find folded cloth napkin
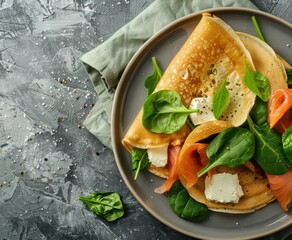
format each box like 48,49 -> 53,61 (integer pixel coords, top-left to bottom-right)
81,0 -> 257,149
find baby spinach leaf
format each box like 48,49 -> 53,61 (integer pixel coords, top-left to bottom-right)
144,57 -> 163,97
282,126 -> 292,162
247,116 -> 291,174
198,127 -> 255,177
168,180 -> 208,221
142,90 -> 198,134
78,192 -> 124,222
249,97 -> 267,125
286,69 -> 292,88
213,79 -> 230,119
243,60 -> 271,102
131,148 -> 150,180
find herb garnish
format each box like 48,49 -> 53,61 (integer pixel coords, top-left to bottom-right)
247,116 -> 291,174
213,79 -> 230,119
198,127 -> 255,177
286,69 -> 292,88
142,90 -> 198,134
282,126 -> 292,162
131,148 -> 150,180
168,180 -> 208,221
251,16 -> 265,42
243,60 -> 271,102
78,192 -> 124,221
144,57 -> 163,97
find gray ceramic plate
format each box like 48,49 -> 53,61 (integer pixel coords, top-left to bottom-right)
112,8 -> 292,240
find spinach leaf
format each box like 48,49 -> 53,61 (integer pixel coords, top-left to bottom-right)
286,69 -> 292,88
144,57 -> 163,97
247,116 -> 291,174
198,127 -> 255,177
142,90 -> 198,134
243,60 -> 271,102
78,192 -> 124,221
131,148 -> 150,180
213,79 -> 230,119
168,180 -> 208,221
282,126 -> 292,162
249,97 -> 267,125
251,16 -> 266,42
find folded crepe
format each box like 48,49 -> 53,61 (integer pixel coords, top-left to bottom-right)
178,121 -> 275,214
238,32 -> 288,92
177,34 -> 288,213
122,13 -> 256,153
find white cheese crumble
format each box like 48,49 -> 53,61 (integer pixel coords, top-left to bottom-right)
189,97 -> 216,126
147,146 -> 168,168
204,173 -> 244,204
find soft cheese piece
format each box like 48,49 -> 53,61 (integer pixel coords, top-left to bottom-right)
204,173 -> 244,204
189,97 -> 216,125
147,146 -> 168,168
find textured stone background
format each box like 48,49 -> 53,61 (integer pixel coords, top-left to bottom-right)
0,0 -> 291,239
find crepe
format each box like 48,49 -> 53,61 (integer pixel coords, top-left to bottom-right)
238,32 -> 288,92
176,35 -> 289,213
177,121 -> 275,213
122,13 -> 256,153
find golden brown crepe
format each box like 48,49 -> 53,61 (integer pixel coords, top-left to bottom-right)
177,121 -> 275,214
238,32 -> 288,92
176,34 -> 289,213
122,13 -> 289,213
181,165 -> 275,214
122,13 -> 256,153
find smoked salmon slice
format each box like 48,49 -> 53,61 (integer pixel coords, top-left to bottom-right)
266,168 -> 292,211
154,145 -> 181,194
268,89 -> 292,129
178,143 -> 209,188
274,108 -> 292,135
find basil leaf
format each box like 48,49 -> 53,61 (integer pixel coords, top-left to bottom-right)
286,69 -> 292,88
247,116 -> 291,174
78,192 -> 124,222
142,90 -> 198,134
213,79 -> 230,119
168,180 -> 208,221
243,60 -> 271,102
144,57 -> 163,97
282,126 -> 292,162
131,148 -> 150,180
198,127 -> 255,177
249,97 -> 267,125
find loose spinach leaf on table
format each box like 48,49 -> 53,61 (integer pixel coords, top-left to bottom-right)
168,180 -> 208,221
198,127 -> 255,177
249,97 -> 267,125
282,126 -> 292,162
144,57 -> 163,97
78,192 -> 124,221
243,60 -> 271,102
213,79 -> 230,119
247,116 -> 291,174
131,148 -> 150,180
142,90 -> 198,134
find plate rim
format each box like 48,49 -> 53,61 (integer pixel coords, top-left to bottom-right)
111,7 -> 292,240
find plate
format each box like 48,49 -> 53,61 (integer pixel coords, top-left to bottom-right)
111,7 -> 292,240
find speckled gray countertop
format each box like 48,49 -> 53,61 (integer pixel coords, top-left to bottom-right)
0,1 -> 291,240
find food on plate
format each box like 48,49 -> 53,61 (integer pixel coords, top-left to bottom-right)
122,12 -> 256,152
121,12 -> 292,216
178,121 -> 275,213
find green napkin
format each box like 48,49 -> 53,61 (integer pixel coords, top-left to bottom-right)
81,0 -> 257,148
